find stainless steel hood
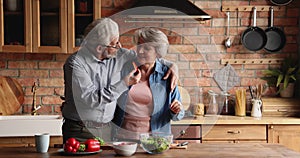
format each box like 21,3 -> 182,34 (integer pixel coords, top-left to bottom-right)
126,0 -> 211,21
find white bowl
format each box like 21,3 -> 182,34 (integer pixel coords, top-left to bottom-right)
113,141 -> 137,156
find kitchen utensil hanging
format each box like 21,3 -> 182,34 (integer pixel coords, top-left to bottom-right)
225,11 -> 232,48
270,0 -> 293,6
213,64 -> 240,92
264,6 -> 286,53
241,7 -> 267,51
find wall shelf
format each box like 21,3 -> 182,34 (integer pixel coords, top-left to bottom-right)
221,58 -> 284,65
222,6 -> 285,12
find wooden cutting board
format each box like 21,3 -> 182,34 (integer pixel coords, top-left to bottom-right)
0,76 -> 24,115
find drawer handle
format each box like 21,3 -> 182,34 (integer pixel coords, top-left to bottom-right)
277,109 -> 288,112
180,130 -> 186,136
227,130 -> 240,134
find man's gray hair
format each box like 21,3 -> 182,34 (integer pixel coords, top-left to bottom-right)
135,27 -> 169,57
83,18 -> 119,47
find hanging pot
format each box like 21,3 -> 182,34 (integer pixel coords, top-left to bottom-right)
264,7 -> 286,52
270,0 -> 293,5
241,7 -> 267,51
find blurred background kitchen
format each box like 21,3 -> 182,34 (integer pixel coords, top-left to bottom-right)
0,0 -> 299,116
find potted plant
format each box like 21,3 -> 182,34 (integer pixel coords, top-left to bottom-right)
262,56 -> 300,98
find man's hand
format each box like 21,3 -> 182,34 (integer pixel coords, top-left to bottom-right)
163,64 -> 178,92
170,100 -> 182,114
124,62 -> 141,86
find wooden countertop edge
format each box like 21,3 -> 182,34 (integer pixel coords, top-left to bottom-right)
171,115 -> 300,125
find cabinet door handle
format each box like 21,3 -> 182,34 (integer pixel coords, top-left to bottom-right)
180,130 -> 186,136
227,130 -> 240,134
277,109 -> 288,112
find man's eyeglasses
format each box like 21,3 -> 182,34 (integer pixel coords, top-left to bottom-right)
104,42 -> 120,49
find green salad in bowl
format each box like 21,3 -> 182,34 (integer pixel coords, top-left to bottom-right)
140,132 -> 173,154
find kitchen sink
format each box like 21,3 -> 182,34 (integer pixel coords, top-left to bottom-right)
0,115 -> 63,137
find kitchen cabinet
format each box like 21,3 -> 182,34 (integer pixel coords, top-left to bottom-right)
0,0 -> 101,53
268,125 -> 300,152
202,124 -> 267,143
171,124 -> 201,143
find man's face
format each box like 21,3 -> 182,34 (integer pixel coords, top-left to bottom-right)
101,37 -> 120,59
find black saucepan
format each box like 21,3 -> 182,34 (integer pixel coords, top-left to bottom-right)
270,0 -> 293,5
264,7 -> 286,53
242,7 -> 267,51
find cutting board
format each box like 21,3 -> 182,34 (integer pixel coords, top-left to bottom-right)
0,76 -> 24,115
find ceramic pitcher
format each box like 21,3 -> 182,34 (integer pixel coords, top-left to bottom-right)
251,99 -> 262,118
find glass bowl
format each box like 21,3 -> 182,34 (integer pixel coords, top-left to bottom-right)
140,132 -> 173,154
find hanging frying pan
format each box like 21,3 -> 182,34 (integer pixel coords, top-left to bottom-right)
241,7 -> 267,51
270,0 -> 293,5
264,7 -> 286,53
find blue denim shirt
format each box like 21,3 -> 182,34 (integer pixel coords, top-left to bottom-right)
112,59 -> 185,137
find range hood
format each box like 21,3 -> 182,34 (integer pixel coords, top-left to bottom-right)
126,0 -> 212,21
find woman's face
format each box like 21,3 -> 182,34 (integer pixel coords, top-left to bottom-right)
136,39 -> 157,65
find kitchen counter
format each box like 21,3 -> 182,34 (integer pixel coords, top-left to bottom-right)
0,143 -> 299,157
172,115 -> 300,125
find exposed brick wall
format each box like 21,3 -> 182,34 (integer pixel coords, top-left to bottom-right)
0,0 -> 299,115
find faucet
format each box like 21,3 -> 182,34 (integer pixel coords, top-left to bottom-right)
31,80 -> 41,115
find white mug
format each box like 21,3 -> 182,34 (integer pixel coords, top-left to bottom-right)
251,99 -> 262,118
35,133 -> 50,153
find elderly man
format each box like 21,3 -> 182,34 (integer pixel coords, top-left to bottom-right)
62,18 -> 177,143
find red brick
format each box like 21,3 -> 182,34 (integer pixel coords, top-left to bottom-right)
101,0 -> 113,7
39,78 -> 64,87
165,54 -> 178,62
113,0 -> 136,9
195,1 -> 221,9
8,61 -> 37,69
170,45 -> 196,53
179,69 -> 198,78
23,96 -> 42,105
287,8 -> 299,17
284,27 -> 299,35
0,61 -> 5,68
0,53 -> 24,60
42,96 -> 63,105
25,53 -> 54,60
20,70 -> 49,78
0,70 -> 18,76
190,62 -> 209,70
183,36 -> 210,45
168,36 -> 183,45
244,64 -> 269,70
182,78 -> 198,87
119,35 -> 134,44
50,70 -> 63,78
275,18 -> 298,26
236,69 -> 255,77
171,28 -> 198,36
55,54 -> 70,62
39,61 -> 64,69
180,53 -> 204,61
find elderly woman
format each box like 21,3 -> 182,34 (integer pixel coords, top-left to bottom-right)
112,27 -> 185,141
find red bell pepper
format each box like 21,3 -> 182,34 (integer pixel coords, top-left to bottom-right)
64,138 -> 80,153
84,139 -> 101,152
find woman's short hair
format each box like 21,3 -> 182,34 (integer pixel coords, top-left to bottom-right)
135,27 -> 169,57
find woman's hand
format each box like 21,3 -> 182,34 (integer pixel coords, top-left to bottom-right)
124,62 -> 141,86
170,100 -> 183,114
